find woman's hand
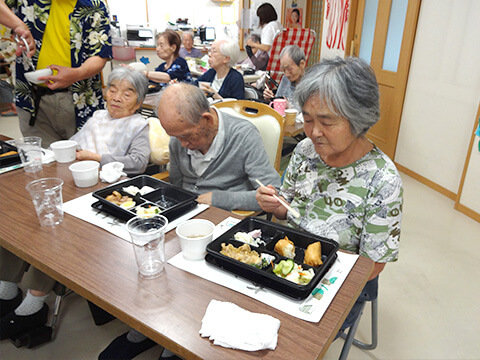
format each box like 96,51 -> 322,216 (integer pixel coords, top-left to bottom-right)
263,84 -> 274,101
256,184 -> 288,219
76,149 -> 101,162
200,83 -> 221,100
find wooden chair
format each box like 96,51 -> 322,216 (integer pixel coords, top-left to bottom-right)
266,28 -> 316,84
213,100 -> 285,173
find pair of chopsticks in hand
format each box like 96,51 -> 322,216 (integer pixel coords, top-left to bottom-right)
255,179 -> 300,219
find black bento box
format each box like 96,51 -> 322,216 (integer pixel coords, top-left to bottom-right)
205,218 -> 339,300
91,175 -> 198,222
0,140 -> 21,168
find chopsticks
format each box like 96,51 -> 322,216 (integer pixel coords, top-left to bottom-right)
255,179 -> 300,219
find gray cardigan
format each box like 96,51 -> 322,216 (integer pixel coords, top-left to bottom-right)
169,112 -> 281,211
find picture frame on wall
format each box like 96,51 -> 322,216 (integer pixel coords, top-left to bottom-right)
286,7 -> 303,28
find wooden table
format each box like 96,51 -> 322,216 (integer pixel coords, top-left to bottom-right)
0,159 -> 373,359
284,121 -> 304,138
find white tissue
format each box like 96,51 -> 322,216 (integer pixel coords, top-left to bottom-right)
200,299 -> 280,351
99,162 -> 126,183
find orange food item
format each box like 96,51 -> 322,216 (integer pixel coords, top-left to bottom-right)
304,242 -> 323,267
0,151 -> 17,157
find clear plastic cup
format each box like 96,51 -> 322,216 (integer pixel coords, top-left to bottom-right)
26,178 -> 64,226
16,136 -> 43,173
126,215 -> 168,279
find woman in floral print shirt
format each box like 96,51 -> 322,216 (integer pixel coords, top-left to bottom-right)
257,57 -> 403,334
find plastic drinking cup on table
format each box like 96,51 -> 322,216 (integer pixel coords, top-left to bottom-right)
176,219 -> 215,260
15,136 -> 43,173
126,215 -> 168,279
269,98 -> 287,116
26,178 -> 64,227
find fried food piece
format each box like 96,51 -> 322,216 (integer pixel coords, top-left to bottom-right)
0,151 -> 17,157
274,236 -> 295,259
304,241 -> 323,267
220,243 -> 261,266
105,191 -> 133,206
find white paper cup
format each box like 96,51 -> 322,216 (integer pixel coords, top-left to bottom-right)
15,136 -> 43,173
285,108 -> 298,126
176,219 -> 215,260
50,140 -> 78,163
26,177 -> 64,227
129,62 -> 147,71
24,69 -> 53,84
69,160 -> 99,187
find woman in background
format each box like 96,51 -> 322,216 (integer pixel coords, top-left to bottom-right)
250,3 -> 283,55
195,38 -> 244,100
144,29 -> 193,86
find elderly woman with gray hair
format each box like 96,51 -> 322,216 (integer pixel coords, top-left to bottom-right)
195,38 -> 245,100
70,67 -> 150,174
257,57 -> 403,335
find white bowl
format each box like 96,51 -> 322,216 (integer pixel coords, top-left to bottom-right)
129,62 -> 147,72
69,161 -> 99,188
176,219 -> 215,260
50,140 -> 78,163
24,69 -> 53,84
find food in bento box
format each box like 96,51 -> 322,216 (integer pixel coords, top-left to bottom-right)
221,243 -> 262,266
105,191 -> 135,209
274,236 -> 295,259
273,259 -> 315,285
122,185 -> 155,196
135,205 -> 161,217
233,229 -> 265,247
304,241 -> 323,267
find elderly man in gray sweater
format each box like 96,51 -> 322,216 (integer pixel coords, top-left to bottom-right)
158,83 -> 281,211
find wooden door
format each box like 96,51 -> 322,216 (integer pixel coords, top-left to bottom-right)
346,0 -> 421,159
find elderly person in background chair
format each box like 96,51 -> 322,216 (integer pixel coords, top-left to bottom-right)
257,57 -> 403,336
71,67 -> 150,174
263,45 -> 306,105
179,31 -> 202,59
195,38 -> 245,100
144,29 -> 193,86
237,34 -> 269,71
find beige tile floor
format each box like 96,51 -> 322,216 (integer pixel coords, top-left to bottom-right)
1,115 -> 480,359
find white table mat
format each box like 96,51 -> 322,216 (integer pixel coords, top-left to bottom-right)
168,217 -> 359,322
63,192 -> 209,242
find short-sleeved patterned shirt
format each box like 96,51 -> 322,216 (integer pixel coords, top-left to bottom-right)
6,0 -> 112,129
280,138 -> 403,263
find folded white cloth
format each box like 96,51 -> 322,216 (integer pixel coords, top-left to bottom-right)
99,162 -> 126,183
41,149 -> 56,164
200,299 -> 280,351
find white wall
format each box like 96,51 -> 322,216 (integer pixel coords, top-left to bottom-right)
396,0 -> 480,198
107,0 -> 240,41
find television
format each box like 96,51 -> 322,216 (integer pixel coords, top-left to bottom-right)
199,27 -> 215,43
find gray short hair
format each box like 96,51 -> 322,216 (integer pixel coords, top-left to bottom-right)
294,57 -> 380,137
159,83 -> 210,125
280,45 -> 305,66
219,38 -> 241,67
182,31 -> 194,41
248,34 -> 261,44
107,67 -> 148,105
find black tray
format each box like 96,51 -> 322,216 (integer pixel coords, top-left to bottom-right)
206,218 -> 339,300
0,140 -> 21,168
91,175 -> 198,222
